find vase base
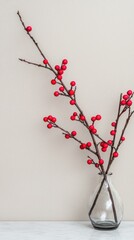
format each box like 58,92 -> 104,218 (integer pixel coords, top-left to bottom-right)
91,220 -> 120,230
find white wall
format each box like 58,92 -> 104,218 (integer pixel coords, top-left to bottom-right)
0,0 -> 134,220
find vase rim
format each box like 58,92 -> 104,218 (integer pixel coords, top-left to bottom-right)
98,172 -> 113,176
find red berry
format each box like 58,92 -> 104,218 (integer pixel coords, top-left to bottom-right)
88,125 -> 94,131
91,116 -> 96,122
101,147 -> 107,152
54,91 -> 59,97
55,65 -> 60,71
43,117 -> 48,122
100,142 -> 105,147
48,115 -> 53,121
121,100 -> 126,105
57,75 -> 62,80
111,122 -> 116,127
70,81 -> 76,86
62,59 -> 68,65
107,140 -> 113,145
73,112 -> 77,116
96,115 -> 102,120
51,79 -> 56,85
95,163 -> 99,168
103,143 -> 108,148
26,26 -> 32,32
59,86 -> 64,92
70,99 -> 76,105
91,128 -> 97,134
58,69 -> 64,75
113,152 -> 119,158
99,159 -> 104,165
47,123 -> 52,129
65,134 -> 70,139
127,90 -> 133,95
121,136 -> 125,141
71,131 -> 77,136
123,94 -> 129,100
52,117 -> 57,123
87,159 -> 93,165
70,115 -> 76,120
86,142 -> 92,147
68,90 -> 75,95
80,143 -> 86,149
110,130 -> 116,136
126,100 -> 132,106
61,65 -> 67,70
80,115 -> 85,121
43,59 -> 48,65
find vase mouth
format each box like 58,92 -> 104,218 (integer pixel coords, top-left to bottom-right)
98,172 -> 113,176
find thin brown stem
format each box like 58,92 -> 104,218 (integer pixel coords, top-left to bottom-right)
19,58 -> 53,71
17,11 -> 57,76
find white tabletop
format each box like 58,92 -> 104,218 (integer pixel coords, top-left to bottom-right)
0,221 -> 133,240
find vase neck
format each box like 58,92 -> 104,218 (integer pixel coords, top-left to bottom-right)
98,173 -> 113,183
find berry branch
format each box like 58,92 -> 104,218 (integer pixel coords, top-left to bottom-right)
17,11 -> 134,224
17,11 -> 106,170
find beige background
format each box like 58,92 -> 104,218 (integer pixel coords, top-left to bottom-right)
0,0 -> 134,220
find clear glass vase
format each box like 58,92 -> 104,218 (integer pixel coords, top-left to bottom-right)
89,173 -> 123,230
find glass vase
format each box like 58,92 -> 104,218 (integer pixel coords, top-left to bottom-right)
89,173 -> 123,230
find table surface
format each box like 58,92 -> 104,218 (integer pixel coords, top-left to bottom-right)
0,221 -> 134,240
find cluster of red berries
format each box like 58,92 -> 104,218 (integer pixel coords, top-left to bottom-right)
120,90 -> 133,106
79,142 -> 92,150
51,59 -> 77,106
43,115 -> 57,129
43,57 -> 77,106
70,112 -> 78,120
100,139 -> 115,152
65,130 -> 77,139
88,115 -> 102,134
70,112 -> 86,122
88,125 -> 97,134
50,59 -> 69,97
54,59 -> 68,82
100,141 -> 109,152
91,114 -> 102,122
87,158 -> 104,166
